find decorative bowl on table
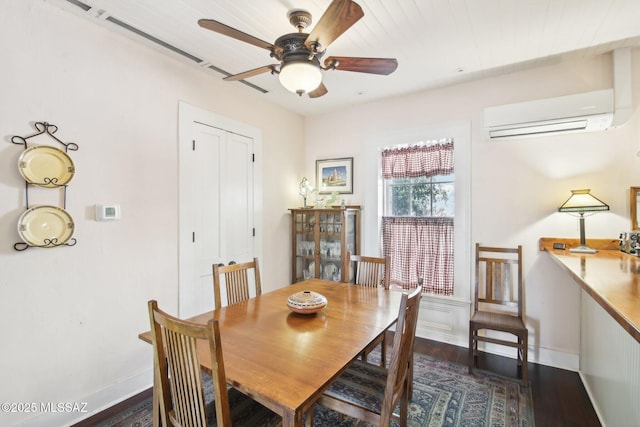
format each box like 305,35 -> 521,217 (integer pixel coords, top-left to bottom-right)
287,290 -> 328,314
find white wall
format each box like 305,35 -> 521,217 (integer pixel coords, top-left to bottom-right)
304,50 -> 640,368
0,1 -> 303,426
3,1 -> 640,425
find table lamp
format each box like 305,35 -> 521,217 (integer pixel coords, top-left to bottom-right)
299,177 -> 313,208
558,189 -> 609,253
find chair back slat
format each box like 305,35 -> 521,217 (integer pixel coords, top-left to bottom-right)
349,253 -> 390,289
474,244 -> 523,314
163,328 -> 206,427
148,300 -> 232,427
358,263 -> 380,287
213,258 -> 262,309
226,269 -> 251,305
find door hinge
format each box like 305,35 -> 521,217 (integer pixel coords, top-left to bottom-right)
253,228 -> 256,237
192,232 -> 195,242
252,153 -> 255,162
192,140 -> 196,151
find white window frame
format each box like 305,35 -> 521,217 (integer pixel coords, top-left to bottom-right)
364,122 -> 471,302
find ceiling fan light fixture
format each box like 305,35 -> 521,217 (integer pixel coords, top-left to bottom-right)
278,61 -> 322,96
199,0 -> 396,99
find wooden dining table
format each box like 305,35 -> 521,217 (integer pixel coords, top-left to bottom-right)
139,278 -> 404,427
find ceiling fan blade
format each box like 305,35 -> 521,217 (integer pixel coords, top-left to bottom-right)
308,83 -> 328,98
325,56 -> 398,75
223,65 -> 279,81
198,19 -> 278,53
304,0 -> 364,52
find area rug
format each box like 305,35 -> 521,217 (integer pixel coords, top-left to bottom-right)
96,352 -> 534,427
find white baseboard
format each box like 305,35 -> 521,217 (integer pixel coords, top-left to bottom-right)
415,295 -> 580,372
529,345 -> 579,371
578,371 -> 607,427
13,369 -> 153,427
479,342 -> 580,371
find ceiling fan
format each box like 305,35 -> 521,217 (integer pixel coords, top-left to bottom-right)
198,0 -> 398,98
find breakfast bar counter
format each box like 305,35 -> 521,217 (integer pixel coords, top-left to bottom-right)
539,237 -> 640,343
540,237 -> 640,426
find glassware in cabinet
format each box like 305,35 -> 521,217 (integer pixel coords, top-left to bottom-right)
289,207 -> 360,283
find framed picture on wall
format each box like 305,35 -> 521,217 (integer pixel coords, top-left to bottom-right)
316,157 -> 353,194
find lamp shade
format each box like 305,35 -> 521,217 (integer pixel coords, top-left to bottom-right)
299,177 -> 314,208
299,177 -> 312,198
558,189 -> 609,254
558,189 -> 609,213
279,61 -> 322,95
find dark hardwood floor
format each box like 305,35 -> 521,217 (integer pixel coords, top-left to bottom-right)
73,388 -> 151,427
75,336 -> 601,427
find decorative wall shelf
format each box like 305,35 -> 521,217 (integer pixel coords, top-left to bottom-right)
11,122 -> 78,251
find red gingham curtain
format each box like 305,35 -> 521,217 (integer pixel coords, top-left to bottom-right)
382,217 -> 454,295
381,141 -> 455,295
381,140 -> 454,179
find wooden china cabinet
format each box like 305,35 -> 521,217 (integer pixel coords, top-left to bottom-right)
289,207 -> 361,284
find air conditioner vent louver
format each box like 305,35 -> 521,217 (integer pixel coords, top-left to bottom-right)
484,89 -> 614,140
488,119 -> 589,139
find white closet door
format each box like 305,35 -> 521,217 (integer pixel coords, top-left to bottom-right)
179,120 -> 255,318
221,131 -> 254,265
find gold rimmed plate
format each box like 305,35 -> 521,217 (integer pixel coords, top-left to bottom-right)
17,205 -> 75,247
18,145 -> 75,188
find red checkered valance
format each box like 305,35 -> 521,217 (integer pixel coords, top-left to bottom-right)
382,216 -> 454,295
381,141 -> 454,179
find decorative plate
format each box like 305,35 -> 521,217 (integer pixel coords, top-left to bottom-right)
18,145 -> 75,188
17,205 -> 74,247
287,290 -> 328,314
323,262 -> 338,280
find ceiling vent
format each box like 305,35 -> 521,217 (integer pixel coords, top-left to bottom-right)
483,48 -> 631,140
61,0 -> 268,94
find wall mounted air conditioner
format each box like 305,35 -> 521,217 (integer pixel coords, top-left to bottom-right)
483,89 -> 614,140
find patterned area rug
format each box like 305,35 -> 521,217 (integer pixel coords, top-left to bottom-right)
96,352 -> 534,427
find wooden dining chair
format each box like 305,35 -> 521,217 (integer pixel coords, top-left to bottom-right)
213,258 -> 262,309
469,243 -> 529,386
147,300 -> 281,427
311,285 -> 421,427
350,254 -> 391,289
349,253 -> 391,367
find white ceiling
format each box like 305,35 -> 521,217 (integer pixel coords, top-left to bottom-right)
47,0 -> 640,117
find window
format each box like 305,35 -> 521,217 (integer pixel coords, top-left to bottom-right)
381,141 -> 455,295
385,174 -> 455,217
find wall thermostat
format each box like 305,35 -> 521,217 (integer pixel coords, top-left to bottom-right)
95,204 -> 121,221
